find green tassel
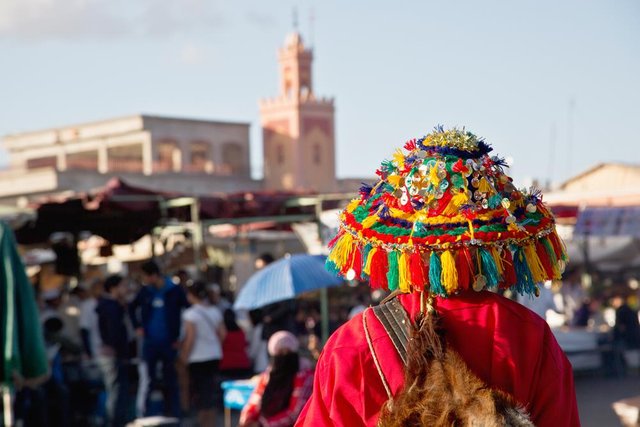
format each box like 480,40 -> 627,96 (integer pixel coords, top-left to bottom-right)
513,246 -> 536,296
386,251 -> 400,291
541,238 -> 557,262
361,244 -> 372,279
478,247 -> 501,288
429,252 -> 446,296
488,194 -> 503,209
325,259 -> 340,276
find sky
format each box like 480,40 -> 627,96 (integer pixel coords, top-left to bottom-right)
1,0 -> 639,187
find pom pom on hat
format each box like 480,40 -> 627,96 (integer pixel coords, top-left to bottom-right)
326,126 -> 568,298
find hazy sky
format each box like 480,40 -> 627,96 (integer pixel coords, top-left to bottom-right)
1,0 -> 638,187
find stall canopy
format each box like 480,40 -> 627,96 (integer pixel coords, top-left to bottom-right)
568,206 -> 640,271
15,177 -> 317,245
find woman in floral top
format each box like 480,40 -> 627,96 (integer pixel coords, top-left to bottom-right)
239,331 -> 314,427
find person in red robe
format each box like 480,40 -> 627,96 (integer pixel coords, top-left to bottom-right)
295,127 -> 580,427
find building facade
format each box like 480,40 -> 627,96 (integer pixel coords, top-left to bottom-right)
260,33 -> 337,193
0,115 -> 258,202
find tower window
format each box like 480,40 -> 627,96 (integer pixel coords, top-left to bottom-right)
313,144 -> 321,165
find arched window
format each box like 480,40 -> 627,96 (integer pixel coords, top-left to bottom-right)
190,141 -> 211,173
156,139 -> 181,172
221,142 -> 245,175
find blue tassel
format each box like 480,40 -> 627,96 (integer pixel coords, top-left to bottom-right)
359,182 -> 373,197
325,259 -> 340,277
429,252 -> 446,296
513,247 -> 536,296
478,247 -> 501,288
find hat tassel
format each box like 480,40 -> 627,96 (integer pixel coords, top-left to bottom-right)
478,247 -> 501,289
456,247 -> 473,291
428,252 -> 446,296
369,247 -> 389,289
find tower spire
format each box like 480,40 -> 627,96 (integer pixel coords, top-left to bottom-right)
292,7 -> 299,32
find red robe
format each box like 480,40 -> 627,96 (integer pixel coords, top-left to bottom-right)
295,291 -> 580,427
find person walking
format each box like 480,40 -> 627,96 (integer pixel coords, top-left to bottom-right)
295,127 -> 579,426
129,259 -> 188,417
179,281 -> 226,426
219,308 -> 252,377
96,274 -> 133,427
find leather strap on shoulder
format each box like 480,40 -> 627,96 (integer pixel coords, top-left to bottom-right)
371,297 -> 411,366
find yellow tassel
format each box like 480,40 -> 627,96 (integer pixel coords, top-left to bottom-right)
478,177 -> 492,193
345,199 -> 360,212
440,250 -> 458,294
398,251 -> 411,293
387,175 -> 403,187
467,219 -> 475,239
362,213 -> 379,229
491,246 -> 504,275
428,162 -> 441,186
523,244 -> 546,283
441,191 -> 470,216
363,246 -> 377,276
393,149 -> 405,168
328,233 -> 354,269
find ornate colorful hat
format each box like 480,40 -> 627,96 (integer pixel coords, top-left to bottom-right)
326,126 -> 568,297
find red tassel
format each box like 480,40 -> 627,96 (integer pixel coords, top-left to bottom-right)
500,248 -> 517,288
369,248 -> 389,290
547,232 -> 563,260
409,250 -> 427,291
535,240 -> 555,280
327,230 -> 343,249
456,247 -> 473,291
404,139 -> 417,151
452,158 -> 469,174
348,245 -> 363,279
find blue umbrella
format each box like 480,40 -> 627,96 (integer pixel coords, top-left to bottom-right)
233,254 -> 343,310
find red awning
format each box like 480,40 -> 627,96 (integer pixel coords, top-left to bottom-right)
15,177 -> 316,245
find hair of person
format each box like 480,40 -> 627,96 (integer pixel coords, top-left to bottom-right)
187,280 -> 209,301
103,274 -> 124,294
258,253 -> 275,265
260,352 -> 299,417
43,317 -> 64,334
224,308 -> 241,331
141,259 -> 161,277
248,309 -> 263,325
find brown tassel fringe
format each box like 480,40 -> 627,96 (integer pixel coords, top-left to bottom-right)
376,313 -> 534,427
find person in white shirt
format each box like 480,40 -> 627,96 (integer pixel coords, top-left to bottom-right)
517,281 -> 562,321
180,281 -> 226,426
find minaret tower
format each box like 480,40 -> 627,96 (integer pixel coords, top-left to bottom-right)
259,33 -> 336,192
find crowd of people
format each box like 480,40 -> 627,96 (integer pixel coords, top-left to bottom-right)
15,254 -> 640,427
17,258 -> 332,427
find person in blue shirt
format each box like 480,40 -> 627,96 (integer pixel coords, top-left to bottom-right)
130,260 -> 188,418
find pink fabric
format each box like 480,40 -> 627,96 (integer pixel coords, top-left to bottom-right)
268,330 -> 299,356
295,291 -> 580,427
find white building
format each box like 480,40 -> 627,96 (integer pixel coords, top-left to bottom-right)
0,114 -> 259,203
